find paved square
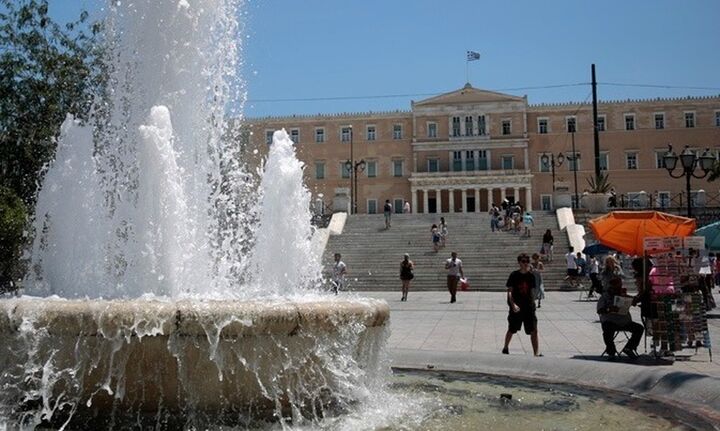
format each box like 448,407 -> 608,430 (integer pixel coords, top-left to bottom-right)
357,290 -> 720,377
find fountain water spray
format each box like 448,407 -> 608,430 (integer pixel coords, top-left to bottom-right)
0,1 -> 392,429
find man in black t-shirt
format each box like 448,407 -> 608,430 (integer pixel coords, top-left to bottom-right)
502,253 -> 541,356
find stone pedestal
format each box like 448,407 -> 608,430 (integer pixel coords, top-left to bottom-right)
333,187 -> 351,213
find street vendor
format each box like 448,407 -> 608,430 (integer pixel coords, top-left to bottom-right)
597,276 -> 644,360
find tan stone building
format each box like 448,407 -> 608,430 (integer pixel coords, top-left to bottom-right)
243,84 -> 720,214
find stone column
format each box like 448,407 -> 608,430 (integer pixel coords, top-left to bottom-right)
411,188 -> 418,214
525,186 -> 532,211
461,189 -> 467,212
436,189 -> 443,213
487,188 -> 493,208
513,187 -> 520,204
448,189 -> 455,213
524,147 -> 529,171
423,189 -> 429,214
501,188 -> 506,202
474,189 -> 480,212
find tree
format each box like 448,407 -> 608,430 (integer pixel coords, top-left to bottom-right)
0,0 -> 102,284
0,0 -> 102,206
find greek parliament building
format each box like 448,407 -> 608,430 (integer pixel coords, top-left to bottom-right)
242,84 -> 720,214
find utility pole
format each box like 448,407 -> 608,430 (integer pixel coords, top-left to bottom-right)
591,64 -> 601,178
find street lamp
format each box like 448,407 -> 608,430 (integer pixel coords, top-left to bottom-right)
662,144 -> 715,218
344,126 -> 366,214
541,151 -> 565,191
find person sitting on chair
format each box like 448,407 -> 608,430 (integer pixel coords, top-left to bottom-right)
597,276 -> 644,360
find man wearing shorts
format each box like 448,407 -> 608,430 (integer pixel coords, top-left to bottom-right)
502,253 -> 541,356
445,251 -> 464,303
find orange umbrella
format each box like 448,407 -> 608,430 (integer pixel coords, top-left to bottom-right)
588,211 -> 696,256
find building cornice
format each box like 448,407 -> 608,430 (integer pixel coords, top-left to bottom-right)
409,170 -> 533,188
412,138 -> 528,151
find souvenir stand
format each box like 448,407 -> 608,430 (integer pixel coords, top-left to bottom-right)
643,236 -> 713,362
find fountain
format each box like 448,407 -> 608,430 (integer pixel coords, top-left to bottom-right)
0,1 -> 388,429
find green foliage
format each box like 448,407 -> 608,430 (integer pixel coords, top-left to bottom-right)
707,161 -> 720,182
0,0 -> 103,206
0,187 -> 27,288
586,172 -> 613,194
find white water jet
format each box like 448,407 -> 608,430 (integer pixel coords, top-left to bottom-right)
0,1 -> 394,429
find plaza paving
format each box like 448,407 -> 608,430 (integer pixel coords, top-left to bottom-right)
357,290 -> 720,378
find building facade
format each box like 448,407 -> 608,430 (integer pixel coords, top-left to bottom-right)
243,84 -> 720,214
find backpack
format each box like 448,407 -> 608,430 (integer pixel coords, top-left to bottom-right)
384,202 -> 392,212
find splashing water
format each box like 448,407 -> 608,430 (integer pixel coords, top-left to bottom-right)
0,1 -> 406,429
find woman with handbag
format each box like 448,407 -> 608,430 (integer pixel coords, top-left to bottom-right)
400,253 -> 415,302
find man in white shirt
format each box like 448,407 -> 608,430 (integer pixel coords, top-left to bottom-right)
332,253 -> 347,294
564,247 -> 579,288
445,251 -> 464,303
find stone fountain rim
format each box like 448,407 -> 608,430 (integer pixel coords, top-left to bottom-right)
0,297 -> 390,337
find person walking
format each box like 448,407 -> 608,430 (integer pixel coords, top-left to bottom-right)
439,217 -> 448,247
564,247 -> 579,288
489,204 -> 500,232
399,253 -> 414,301
502,253 -> 541,356
531,253 -> 545,308
445,251 -> 464,303
431,224 -> 441,252
403,201 -> 411,214
331,253 -> 347,295
523,212 -> 534,237
383,200 -> 393,229
588,255 -> 601,297
542,229 -> 554,262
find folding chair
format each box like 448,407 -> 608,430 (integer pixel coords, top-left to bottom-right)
601,330 -> 631,357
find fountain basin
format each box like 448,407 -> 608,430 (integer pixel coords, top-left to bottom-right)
0,297 -> 389,426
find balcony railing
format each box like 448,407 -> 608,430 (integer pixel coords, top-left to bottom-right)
412,169 -> 531,178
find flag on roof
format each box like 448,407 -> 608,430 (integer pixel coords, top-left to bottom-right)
467,51 -> 481,61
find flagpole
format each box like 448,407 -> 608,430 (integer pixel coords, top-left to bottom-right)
466,60 -> 469,84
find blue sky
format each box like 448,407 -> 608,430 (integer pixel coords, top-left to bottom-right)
50,0 -> 720,118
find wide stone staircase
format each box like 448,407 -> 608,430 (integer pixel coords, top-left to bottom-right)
322,212 -> 571,291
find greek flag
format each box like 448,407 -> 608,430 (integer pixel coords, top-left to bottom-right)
467,51 -> 481,61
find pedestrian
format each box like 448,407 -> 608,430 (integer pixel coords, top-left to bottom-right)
399,253 -> 414,301
575,252 -> 587,279
331,253 -> 347,295
502,253 -> 541,356
445,251 -> 464,303
542,229 -> 554,262
564,247 -> 579,288
383,200 -> 393,229
403,200 -> 411,214
439,217 -> 448,247
600,255 -> 623,294
531,253 -> 545,308
431,224 -> 441,252
588,255 -> 601,297
523,212 -> 534,237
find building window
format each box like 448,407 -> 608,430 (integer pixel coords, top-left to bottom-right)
657,192 -> 670,208
600,152 -> 609,171
341,162 -> 351,179
538,118 -> 548,134
341,126 -> 352,142
478,150 -> 489,170
464,116 -> 473,136
465,150 -> 475,171
452,151 -> 462,171
654,113 -> 664,129
366,161 -> 377,178
502,155 -> 514,170
538,155 -> 550,172
452,116 -> 461,137
477,115 -> 486,135
315,162 -> 325,180
566,153 -> 580,171
289,128 -> 299,144
502,120 -> 511,135
427,122 -> 437,138
366,125 -> 376,141
392,160 -> 403,177
265,130 -> 274,145
626,152 -> 638,170
315,128 -> 325,143
655,151 -> 668,169
685,112 -> 695,128
566,116 -> 577,133
624,114 -> 635,131
394,198 -> 404,214
715,111 -> 720,127
367,199 -> 377,214
596,115 -> 606,131
428,158 -> 439,172
393,124 -> 403,139
541,195 -> 553,211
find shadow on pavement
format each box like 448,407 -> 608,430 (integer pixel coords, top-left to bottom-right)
571,354 -> 675,366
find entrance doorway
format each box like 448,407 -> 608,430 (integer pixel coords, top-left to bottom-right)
466,197 -> 476,212
428,198 -> 437,213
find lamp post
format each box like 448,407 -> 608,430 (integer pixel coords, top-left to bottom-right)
344,126 -> 366,214
540,151 -> 565,192
662,144 -> 715,218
